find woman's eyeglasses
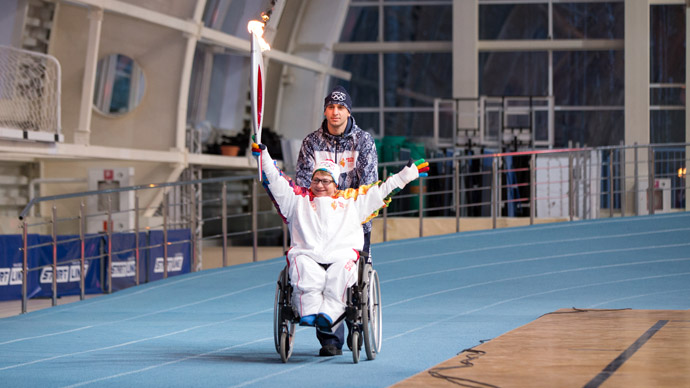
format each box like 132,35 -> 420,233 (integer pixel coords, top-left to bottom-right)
311,178 -> 334,186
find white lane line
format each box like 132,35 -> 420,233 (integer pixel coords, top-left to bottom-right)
0,282 -> 273,346
384,271 -> 690,341
227,358 -> 330,388
382,243 -> 690,284
18,260 -> 283,320
374,212 -> 690,249
377,229 -> 690,266
61,327 -> 314,388
587,287 -> 690,307
1,308 -> 273,372
385,257 -> 690,307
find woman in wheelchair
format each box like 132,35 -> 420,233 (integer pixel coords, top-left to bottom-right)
252,142 -> 428,356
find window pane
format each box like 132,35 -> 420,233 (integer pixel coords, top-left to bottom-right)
351,112 -> 379,139
331,54 -> 379,108
651,5 -> 686,84
383,0 -> 451,2
651,87 -> 685,107
385,111 -> 434,138
202,0 -> 266,37
479,52 -> 548,96
651,110 -> 686,144
555,110 -> 623,148
340,6 -> 378,42
553,2 -> 623,39
384,5 -> 452,41
383,53 -> 452,107
553,50 -> 624,106
479,4 -> 548,40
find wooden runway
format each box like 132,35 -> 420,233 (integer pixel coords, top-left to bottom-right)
393,309 -> 690,388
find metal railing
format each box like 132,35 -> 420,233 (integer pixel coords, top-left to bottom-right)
12,142 -> 688,314
15,175 -> 287,314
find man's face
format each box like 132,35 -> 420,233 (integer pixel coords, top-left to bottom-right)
324,104 -> 350,135
310,171 -> 337,197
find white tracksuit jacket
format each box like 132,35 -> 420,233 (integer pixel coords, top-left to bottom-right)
259,148 -> 417,322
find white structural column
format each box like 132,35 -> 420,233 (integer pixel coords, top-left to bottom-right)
276,0 -> 351,140
175,0 -> 207,153
75,7 -> 103,145
453,0 -> 478,132
624,1 -> 650,213
625,2 -> 650,146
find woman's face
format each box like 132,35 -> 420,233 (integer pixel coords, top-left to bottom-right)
310,171 -> 337,197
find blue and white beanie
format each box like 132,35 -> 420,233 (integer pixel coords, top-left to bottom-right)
324,85 -> 352,112
312,159 -> 341,183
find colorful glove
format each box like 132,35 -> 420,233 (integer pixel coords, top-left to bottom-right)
397,158 -> 430,185
251,142 -> 266,157
414,159 -> 429,177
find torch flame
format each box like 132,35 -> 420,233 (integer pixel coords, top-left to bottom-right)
247,20 -> 270,52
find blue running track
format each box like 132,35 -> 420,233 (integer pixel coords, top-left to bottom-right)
1,212 -> 689,387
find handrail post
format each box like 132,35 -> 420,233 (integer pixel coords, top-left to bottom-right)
382,167 -> 388,242
568,151 -> 574,222
282,223 -> 288,253
107,197 -> 112,294
252,179 -> 258,263
21,219 -> 28,314
609,149 -> 614,218
134,195 -> 140,284
648,146 -> 655,215
189,189 -> 197,272
79,202 -> 85,300
221,183 -> 227,267
530,153 -> 535,225
620,143 -> 626,217
491,156 -> 498,229
634,143 -> 639,215
418,176 -> 424,238
163,191 -> 168,279
51,205 -> 57,306
454,159 -> 460,233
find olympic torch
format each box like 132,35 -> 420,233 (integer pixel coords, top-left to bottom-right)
248,20 -> 270,180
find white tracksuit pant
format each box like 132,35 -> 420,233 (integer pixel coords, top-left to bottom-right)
289,254 -> 359,326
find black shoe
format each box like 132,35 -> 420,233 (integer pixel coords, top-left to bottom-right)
319,344 -> 343,357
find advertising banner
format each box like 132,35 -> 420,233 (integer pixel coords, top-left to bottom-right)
146,229 -> 191,282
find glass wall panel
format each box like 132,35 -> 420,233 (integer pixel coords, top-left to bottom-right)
555,110 -> 624,147
384,5 -> 452,41
340,6 -> 379,42
650,5 -> 685,84
651,110 -> 685,144
202,0 -> 267,37
553,50 -> 624,106
479,4 -> 548,40
383,53 -> 452,107
552,2 -> 623,39
351,112 -> 379,138
651,88 -> 685,107
331,54 -> 379,108
384,111 -> 434,137
479,52 -> 548,96
650,4 -> 686,144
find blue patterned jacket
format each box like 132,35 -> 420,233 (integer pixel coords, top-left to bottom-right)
295,116 -> 378,233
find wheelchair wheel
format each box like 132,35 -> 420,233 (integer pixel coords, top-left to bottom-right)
351,330 -> 360,364
279,331 -> 290,363
273,268 -> 295,362
363,268 -> 382,360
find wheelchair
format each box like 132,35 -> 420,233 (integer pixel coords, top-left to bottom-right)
273,252 -> 382,363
